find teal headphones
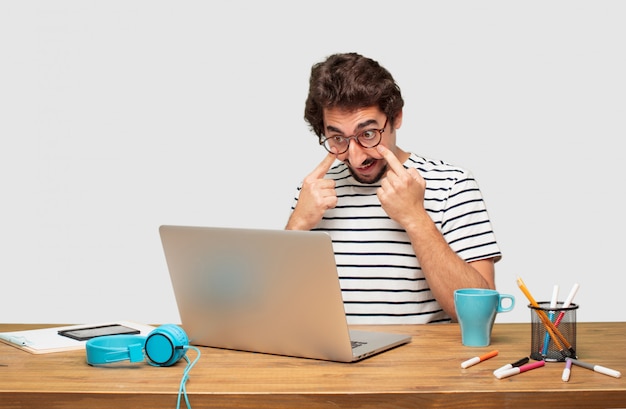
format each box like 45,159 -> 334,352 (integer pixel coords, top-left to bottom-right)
86,324 -> 189,367
86,324 -> 201,409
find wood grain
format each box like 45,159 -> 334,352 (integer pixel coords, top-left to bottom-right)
1,322 -> 624,408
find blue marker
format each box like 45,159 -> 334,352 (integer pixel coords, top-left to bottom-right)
541,285 -> 559,356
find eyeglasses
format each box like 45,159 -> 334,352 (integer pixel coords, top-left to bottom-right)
319,118 -> 387,154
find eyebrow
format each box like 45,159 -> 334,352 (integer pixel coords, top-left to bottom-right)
325,119 -> 380,135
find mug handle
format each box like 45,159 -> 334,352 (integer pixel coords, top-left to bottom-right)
497,294 -> 515,312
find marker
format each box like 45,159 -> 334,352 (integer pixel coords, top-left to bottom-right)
562,358 -> 572,382
541,284 -> 559,355
493,357 -> 530,376
0,335 -> 31,346
494,360 -> 545,379
568,358 -> 622,379
493,357 -> 530,374
554,283 -> 579,327
516,277 -> 576,358
461,350 -> 498,369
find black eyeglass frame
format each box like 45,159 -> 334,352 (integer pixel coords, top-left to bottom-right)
319,117 -> 388,154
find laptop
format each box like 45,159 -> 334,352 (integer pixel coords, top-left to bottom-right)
159,225 -> 411,362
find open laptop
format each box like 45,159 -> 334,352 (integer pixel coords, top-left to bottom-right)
159,225 -> 411,362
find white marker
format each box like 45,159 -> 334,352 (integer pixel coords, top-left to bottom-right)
554,283 -> 579,327
495,360 -> 545,379
493,357 -> 529,376
568,358 -> 621,379
461,350 -> 498,369
562,358 -> 572,382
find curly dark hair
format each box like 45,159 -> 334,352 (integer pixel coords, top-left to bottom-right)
304,52 -> 404,138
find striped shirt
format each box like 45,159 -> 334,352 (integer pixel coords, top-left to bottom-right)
291,153 -> 502,324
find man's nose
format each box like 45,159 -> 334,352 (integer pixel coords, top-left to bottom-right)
344,138 -> 369,165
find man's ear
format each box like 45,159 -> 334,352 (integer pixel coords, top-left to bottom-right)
392,110 -> 403,130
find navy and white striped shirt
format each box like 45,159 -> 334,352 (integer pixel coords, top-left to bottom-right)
291,153 -> 502,324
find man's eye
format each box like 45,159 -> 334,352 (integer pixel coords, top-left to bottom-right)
331,135 -> 346,143
360,130 -> 377,140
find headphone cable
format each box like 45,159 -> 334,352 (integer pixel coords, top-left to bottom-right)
176,346 -> 201,409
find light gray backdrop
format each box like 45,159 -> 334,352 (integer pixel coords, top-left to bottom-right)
2,1 -> 624,324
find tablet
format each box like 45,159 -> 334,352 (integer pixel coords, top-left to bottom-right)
58,324 -> 140,341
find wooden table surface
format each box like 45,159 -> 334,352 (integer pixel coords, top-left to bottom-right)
1,322 -> 624,408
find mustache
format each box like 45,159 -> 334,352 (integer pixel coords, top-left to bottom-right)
344,158 -> 388,184
346,157 -> 377,168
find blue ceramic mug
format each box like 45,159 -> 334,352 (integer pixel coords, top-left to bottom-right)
454,288 -> 515,347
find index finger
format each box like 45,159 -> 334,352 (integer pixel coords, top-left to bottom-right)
307,152 -> 337,179
376,145 -> 405,174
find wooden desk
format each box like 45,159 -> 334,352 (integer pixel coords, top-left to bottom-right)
1,322 -> 624,408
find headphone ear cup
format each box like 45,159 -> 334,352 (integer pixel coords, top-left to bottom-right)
144,324 -> 189,367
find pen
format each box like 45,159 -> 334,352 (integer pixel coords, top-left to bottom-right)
516,277 -> 576,358
541,284 -> 559,355
562,358 -> 572,382
493,357 -> 530,376
554,283 -> 579,327
494,360 -> 545,379
461,350 -> 498,369
568,358 -> 622,379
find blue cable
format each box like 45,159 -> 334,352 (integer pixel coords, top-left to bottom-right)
176,346 -> 201,409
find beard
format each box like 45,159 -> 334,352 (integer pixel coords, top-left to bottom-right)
346,158 -> 388,184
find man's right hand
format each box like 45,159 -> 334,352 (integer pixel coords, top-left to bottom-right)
285,153 -> 337,230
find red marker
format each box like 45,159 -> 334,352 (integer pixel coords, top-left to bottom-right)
495,360 -> 545,379
554,283 -> 580,327
461,350 -> 498,369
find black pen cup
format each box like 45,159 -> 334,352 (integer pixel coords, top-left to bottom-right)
528,302 -> 578,362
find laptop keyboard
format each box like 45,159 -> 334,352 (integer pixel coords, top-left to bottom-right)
351,340 -> 368,349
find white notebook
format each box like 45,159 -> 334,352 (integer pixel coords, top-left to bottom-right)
0,321 -> 155,354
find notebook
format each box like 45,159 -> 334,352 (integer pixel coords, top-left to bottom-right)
159,225 -> 411,362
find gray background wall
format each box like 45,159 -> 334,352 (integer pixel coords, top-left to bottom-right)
2,1 -> 624,324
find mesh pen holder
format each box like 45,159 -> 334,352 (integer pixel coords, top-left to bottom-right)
529,302 -> 578,362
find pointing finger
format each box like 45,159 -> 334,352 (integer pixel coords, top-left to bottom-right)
376,145 -> 405,175
308,152 -> 337,180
